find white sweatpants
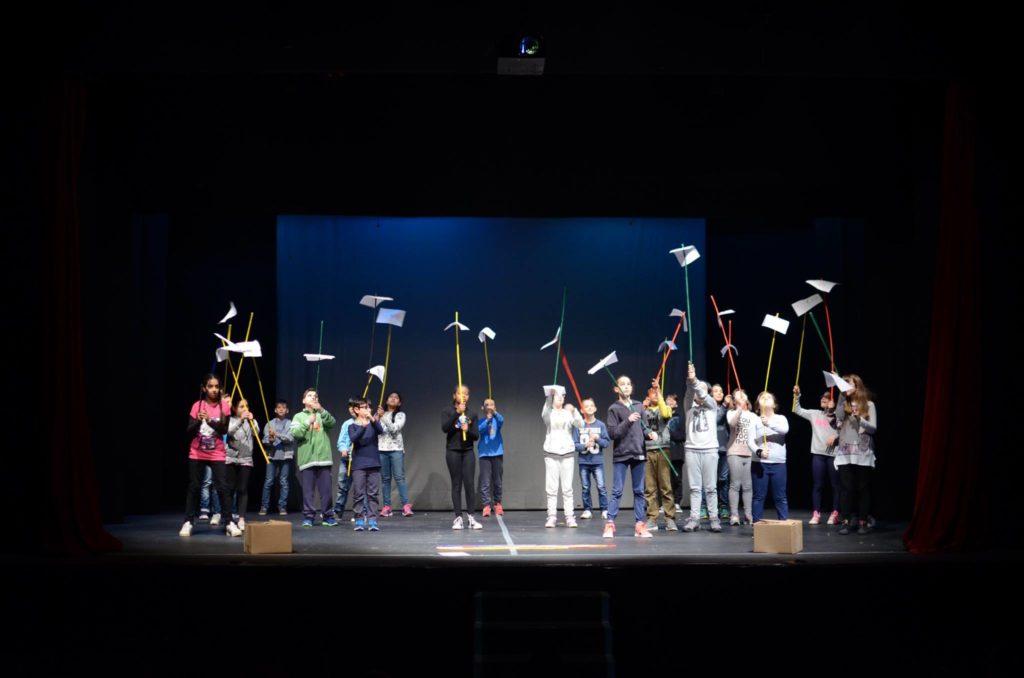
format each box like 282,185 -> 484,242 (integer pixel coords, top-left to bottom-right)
544,455 -> 576,518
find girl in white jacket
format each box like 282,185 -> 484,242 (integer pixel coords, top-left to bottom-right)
542,388 -> 584,528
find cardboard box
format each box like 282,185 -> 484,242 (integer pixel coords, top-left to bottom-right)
753,519 -> 804,554
244,520 -> 293,554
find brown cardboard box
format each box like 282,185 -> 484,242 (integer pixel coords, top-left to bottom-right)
753,519 -> 804,554
244,520 -> 293,554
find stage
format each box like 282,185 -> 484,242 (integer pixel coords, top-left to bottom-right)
105,510 -> 910,566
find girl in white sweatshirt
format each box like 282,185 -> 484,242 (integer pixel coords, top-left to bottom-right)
542,388 -> 584,528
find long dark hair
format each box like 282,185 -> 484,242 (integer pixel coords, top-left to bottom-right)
386,391 -> 403,413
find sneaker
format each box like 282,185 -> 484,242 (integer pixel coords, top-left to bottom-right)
545,516 -> 557,528
236,517 -> 246,531
279,509 -> 288,516
495,503 -> 504,516
209,513 -> 222,526
602,521 -> 616,539
566,516 -> 578,528
683,518 -> 700,532
354,518 -> 366,531
178,521 -> 193,537
634,521 -> 653,538
380,506 -> 393,518
322,517 -> 338,527
198,511 -> 210,522
452,516 -> 464,530
838,521 -> 851,535
827,510 -> 839,525
699,507 -> 709,521
720,507 -> 731,520
601,510 -> 608,520
665,518 -> 679,531
368,519 -> 380,532
857,521 -> 871,535
866,515 -> 877,529
402,503 -> 414,517
482,505 -> 491,518
302,518 -> 313,528
709,519 -> 722,533
659,506 -> 664,514
674,503 -> 681,512
745,514 -> 753,525
467,516 -> 483,530
645,517 -> 659,532
581,509 -> 593,520
729,516 -> 740,527
809,511 -> 822,525
258,508 -> 268,516
225,522 -> 242,537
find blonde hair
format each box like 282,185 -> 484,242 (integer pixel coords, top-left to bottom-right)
756,391 -> 777,414
842,374 -> 872,417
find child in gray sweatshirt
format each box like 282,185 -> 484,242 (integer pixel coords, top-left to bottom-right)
226,398 -> 258,531
683,363 -> 722,533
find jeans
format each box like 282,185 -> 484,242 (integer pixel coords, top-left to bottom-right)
379,450 -> 409,507
261,459 -> 291,511
579,463 -> 608,511
608,458 -> 646,523
479,456 -> 504,507
199,464 -> 222,514
186,460 -> 230,524
811,454 -> 841,513
751,461 -> 789,522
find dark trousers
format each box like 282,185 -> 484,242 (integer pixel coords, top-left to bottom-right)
839,464 -> 872,523
299,466 -> 335,520
186,460 -> 232,524
811,454 -> 841,513
226,464 -> 252,517
351,468 -> 381,519
446,449 -> 476,516
479,455 -> 504,507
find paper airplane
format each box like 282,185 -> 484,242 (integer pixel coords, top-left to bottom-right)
669,245 -> 701,267
540,327 -> 561,350
543,384 -> 567,397
717,309 -> 735,316
806,280 -> 839,294
791,294 -> 824,317
376,308 -> 406,327
367,365 -> 386,381
823,371 -> 853,392
303,354 -> 335,362
657,340 -> 678,353
360,295 -> 393,308
444,321 -> 470,332
478,327 -> 496,343
217,302 -> 237,325
213,333 -> 262,362
720,344 -> 739,357
761,315 -> 790,335
587,351 -> 619,375
669,309 -> 688,332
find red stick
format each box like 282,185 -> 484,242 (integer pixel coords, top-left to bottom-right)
560,351 -> 584,408
654,313 -> 686,383
726,320 -> 733,394
709,295 -> 742,390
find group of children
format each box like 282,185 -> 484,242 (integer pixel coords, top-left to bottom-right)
180,367 -> 878,539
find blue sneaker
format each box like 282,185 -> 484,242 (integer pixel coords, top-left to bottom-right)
302,518 -> 313,528
354,518 -> 365,531
368,519 -> 379,532
322,517 -> 338,527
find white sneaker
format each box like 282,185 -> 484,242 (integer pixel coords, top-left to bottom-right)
467,516 -> 483,530
601,510 -> 608,520
580,510 -> 593,519
659,506 -> 664,514
178,521 -> 193,537
225,521 -> 242,537
210,513 -> 221,526
566,516 -> 578,528
674,503 -> 681,512
237,517 -> 246,531
452,516 -> 464,530
545,516 -> 557,528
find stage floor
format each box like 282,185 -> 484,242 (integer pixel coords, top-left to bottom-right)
105,509 -> 911,565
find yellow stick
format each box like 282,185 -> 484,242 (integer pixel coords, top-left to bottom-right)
456,312 -> 466,441
361,372 -> 374,399
483,338 -> 492,400
223,324 -> 232,389
252,358 -> 271,424
230,312 -> 255,402
793,314 -> 807,410
764,313 -> 780,452
379,325 -> 392,409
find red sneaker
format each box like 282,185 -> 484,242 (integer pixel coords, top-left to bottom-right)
379,505 -> 393,518
402,503 -> 414,517
495,503 -> 504,516
482,505 -> 492,518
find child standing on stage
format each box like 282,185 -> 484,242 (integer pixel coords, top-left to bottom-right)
333,399 -> 358,520
726,389 -> 758,525
542,388 -> 584,528
478,398 -> 505,518
226,397 -> 257,530
573,397 -> 609,520
291,388 -> 338,528
180,374 -> 241,537
749,392 -> 790,522
604,376 -> 653,539
793,386 -> 839,525
378,391 -> 412,517
683,364 -> 722,532
643,380 -> 678,531
666,394 -> 686,513
833,375 -> 878,535
441,385 -> 482,530
260,399 -> 294,516
349,399 -> 384,531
